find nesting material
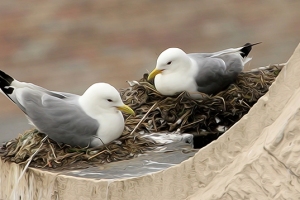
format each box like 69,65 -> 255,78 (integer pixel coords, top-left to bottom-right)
0,64 -> 283,169
122,64 -> 283,134
0,129 -> 155,169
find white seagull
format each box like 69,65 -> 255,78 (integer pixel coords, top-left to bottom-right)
148,43 -> 260,99
0,70 -> 135,147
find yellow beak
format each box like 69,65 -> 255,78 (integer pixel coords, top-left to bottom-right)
117,105 -> 135,116
148,69 -> 163,81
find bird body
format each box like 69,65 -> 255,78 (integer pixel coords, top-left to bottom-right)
148,43 -> 260,98
0,70 -> 134,147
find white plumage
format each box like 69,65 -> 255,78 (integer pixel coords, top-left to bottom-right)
0,70 -> 135,147
148,43 -> 260,99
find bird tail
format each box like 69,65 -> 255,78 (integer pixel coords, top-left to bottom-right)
239,42 -> 261,65
210,42 -> 261,62
0,70 -> 17,104
240,42 -> 261,58
0,70 -> 15,95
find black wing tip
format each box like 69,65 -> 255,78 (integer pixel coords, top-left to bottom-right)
0,70 -> 14,85
240,42 -> 262,58
243,42 -> 262,47
0,70 -> 15,94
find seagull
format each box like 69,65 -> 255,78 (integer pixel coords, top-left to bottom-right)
0,70 -> 135,147
148,43 -> 260,99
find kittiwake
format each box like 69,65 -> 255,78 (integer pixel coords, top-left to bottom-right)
0,70 -> 135,147
148,43 -> 260,99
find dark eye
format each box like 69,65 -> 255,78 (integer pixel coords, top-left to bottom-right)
107,99 -> 113,102
167,61 -> 172,65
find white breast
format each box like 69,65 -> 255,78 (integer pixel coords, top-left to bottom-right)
91,112 -> 125,146
154,60 -> 199,96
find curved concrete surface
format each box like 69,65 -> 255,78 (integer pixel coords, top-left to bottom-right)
1,44 -> 300,200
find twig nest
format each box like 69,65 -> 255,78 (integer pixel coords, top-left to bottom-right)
1,64 -> 283,169
122,64 -> 283,135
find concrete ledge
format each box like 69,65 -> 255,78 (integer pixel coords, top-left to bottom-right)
1,44 -> 300,200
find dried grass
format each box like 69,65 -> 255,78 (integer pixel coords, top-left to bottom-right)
0,64 -> 283,169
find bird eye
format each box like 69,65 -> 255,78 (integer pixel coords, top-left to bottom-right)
167,61 -> 172,65
107,99 -> 113,102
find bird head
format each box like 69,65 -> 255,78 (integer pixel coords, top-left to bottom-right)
82,83 -> 135,116
148,48 -> 189,81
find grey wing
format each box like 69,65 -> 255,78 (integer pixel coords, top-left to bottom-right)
189,54 -> 242,94
15,88 -> 99,147
25,83 -> 70,99
193,45 -> 244,58
188,52 -> 215,58
216,53 -> 244,74
7,82 -> 69,107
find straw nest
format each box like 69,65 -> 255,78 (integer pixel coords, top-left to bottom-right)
0,64 -> 283,169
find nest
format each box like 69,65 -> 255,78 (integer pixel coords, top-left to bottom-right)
122,64 -> 283,135
0,64 -> 283,169
0,129 -> 155,170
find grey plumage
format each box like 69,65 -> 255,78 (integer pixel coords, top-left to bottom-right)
189,53 -> 244,94
0,70 -> 134,147
19,88 -> 99,147
148,43 -> 260,98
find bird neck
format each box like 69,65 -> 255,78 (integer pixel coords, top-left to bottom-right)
175,56 -> 192,72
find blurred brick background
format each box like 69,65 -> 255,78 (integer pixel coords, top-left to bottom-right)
1,0 -> 300,143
